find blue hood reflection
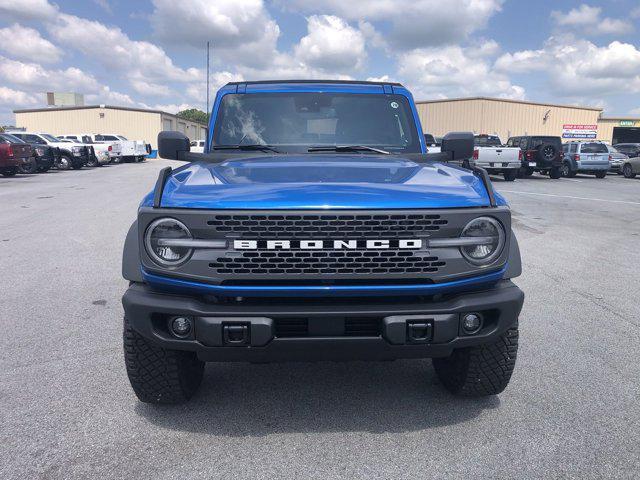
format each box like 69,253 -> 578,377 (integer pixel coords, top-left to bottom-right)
142,154 -> 498,210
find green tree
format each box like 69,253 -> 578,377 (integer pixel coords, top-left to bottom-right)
176,108 -> 209,124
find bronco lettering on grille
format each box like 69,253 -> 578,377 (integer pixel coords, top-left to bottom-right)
233,239 -> 423,250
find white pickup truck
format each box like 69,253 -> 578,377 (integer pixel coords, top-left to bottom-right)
59,134 -> 121,165
94,134 -> 149,162
468,134 -> 521,181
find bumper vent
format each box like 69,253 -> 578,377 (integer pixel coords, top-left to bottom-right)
207,213 -> 448,238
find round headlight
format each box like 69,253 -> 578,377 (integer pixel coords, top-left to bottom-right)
144,218 -> 193,267
460,217 -> 505,265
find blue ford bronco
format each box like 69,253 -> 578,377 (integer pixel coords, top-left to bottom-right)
122,80 -> 524,404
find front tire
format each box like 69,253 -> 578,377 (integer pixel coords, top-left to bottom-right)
433,325 -> 519,397
623,164 -> 636,178
57,154 -> 72,170
123,317 -> 204,404
503,170 -> 517,181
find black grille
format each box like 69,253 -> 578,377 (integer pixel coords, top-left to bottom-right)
207,213 -> 448,238
275,318 -> 308,337
210,251 -> 445,276
274,317 -> 380,338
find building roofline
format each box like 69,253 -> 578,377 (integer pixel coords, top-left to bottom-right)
415,96 -> 603,112
224,79 -> 404,87
599,116 -> 640,121
13,104 -> 208,125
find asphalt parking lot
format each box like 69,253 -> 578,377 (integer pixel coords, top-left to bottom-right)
1,161 -> 639,479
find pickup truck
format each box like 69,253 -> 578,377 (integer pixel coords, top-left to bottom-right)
8,132 -> 89,170
121,80 -> 524,404
95,134 -> 149,162
1,132 -> 55,173
0,132 -> 34,176
59,134 -> 120,165
467,134 -> 521,181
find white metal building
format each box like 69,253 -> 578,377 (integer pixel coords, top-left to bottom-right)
14,105 -> 208,149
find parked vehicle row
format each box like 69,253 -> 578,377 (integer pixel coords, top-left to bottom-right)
0,130 -> 150,177
427,132 -> 640,181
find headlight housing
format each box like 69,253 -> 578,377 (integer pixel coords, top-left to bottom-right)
35,147 -> 45,156
144,218 -> 193,267
72,146 -> 82,155
459,217 -> 505,265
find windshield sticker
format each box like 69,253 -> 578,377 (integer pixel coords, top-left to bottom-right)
390,101 -> 399,109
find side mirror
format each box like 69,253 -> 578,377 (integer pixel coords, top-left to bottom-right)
441,132 -> 474,161
158,131 -> 190,160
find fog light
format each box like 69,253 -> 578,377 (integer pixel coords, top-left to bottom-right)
462,313 -> 482,334
170,316 -> 192,337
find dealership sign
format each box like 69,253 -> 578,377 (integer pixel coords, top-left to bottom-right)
562,124 -> 598,139
619,120 -> 636,127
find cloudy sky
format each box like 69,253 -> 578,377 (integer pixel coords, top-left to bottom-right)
1,0 -> 640,125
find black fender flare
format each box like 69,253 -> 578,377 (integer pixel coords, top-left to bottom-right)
122,220 -> 143,282
504,229 -> 522,279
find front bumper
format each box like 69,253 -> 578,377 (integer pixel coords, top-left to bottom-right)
122,279 -> 524,362
473,161 -> 520,172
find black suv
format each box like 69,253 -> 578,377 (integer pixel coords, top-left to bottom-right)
506,136 -> 563,179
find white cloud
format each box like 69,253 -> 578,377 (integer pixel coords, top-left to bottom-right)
47,13 -> 202,86
282,0 -> 503,49
92,0 -> 112,14
551,4 -> 633,35
131,80 -> 171,97
398,46 -> 525,100
85,86 -> 136,106
150,0 -> 281,67
294,16 -> 366,72
0,0 -> 58,21
0,86 -> 40,107
185,71 -> 244,102
0,56 -> 99,92
148,103 -> 197,114
495,38 -> 640,97
0,24 -> 62,64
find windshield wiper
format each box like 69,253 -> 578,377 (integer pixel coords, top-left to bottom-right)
308,145 -> 390,155
212,144 -> 280,153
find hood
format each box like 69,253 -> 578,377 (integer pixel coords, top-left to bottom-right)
145,154 -> 501,210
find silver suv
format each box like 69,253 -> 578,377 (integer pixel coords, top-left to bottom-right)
561,141 -> 611,178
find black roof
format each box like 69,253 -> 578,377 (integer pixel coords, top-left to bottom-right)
224,79 -> 404,87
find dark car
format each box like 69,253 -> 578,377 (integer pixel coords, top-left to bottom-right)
0,133 -> 34,177
2,132 -> 55,173
506,135 -> 563,179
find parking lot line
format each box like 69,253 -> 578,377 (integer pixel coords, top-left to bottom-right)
499,190 -> 640,206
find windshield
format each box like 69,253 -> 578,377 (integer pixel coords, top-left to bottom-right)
213,92 -> 421,153
474,136 -> 501,147
117,135 -> 128,141
581,143 -> 608,153
40,134 -> 60,143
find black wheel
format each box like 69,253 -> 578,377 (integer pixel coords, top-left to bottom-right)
2,168 -> 18,177
433,325 -> 519,397
623,164 -> 636,178
536,143 -> 557,163
71,160 -> 83,170
503,170 -> 517,181
18,158 -> 38,174
549,166 -> 562,179
57,154 -> 72,170
123,317 -> 204,404
595,171 -> 607,179
86,155 -> 99,167
561,162 -> 576,178
37,164 -> 51,173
